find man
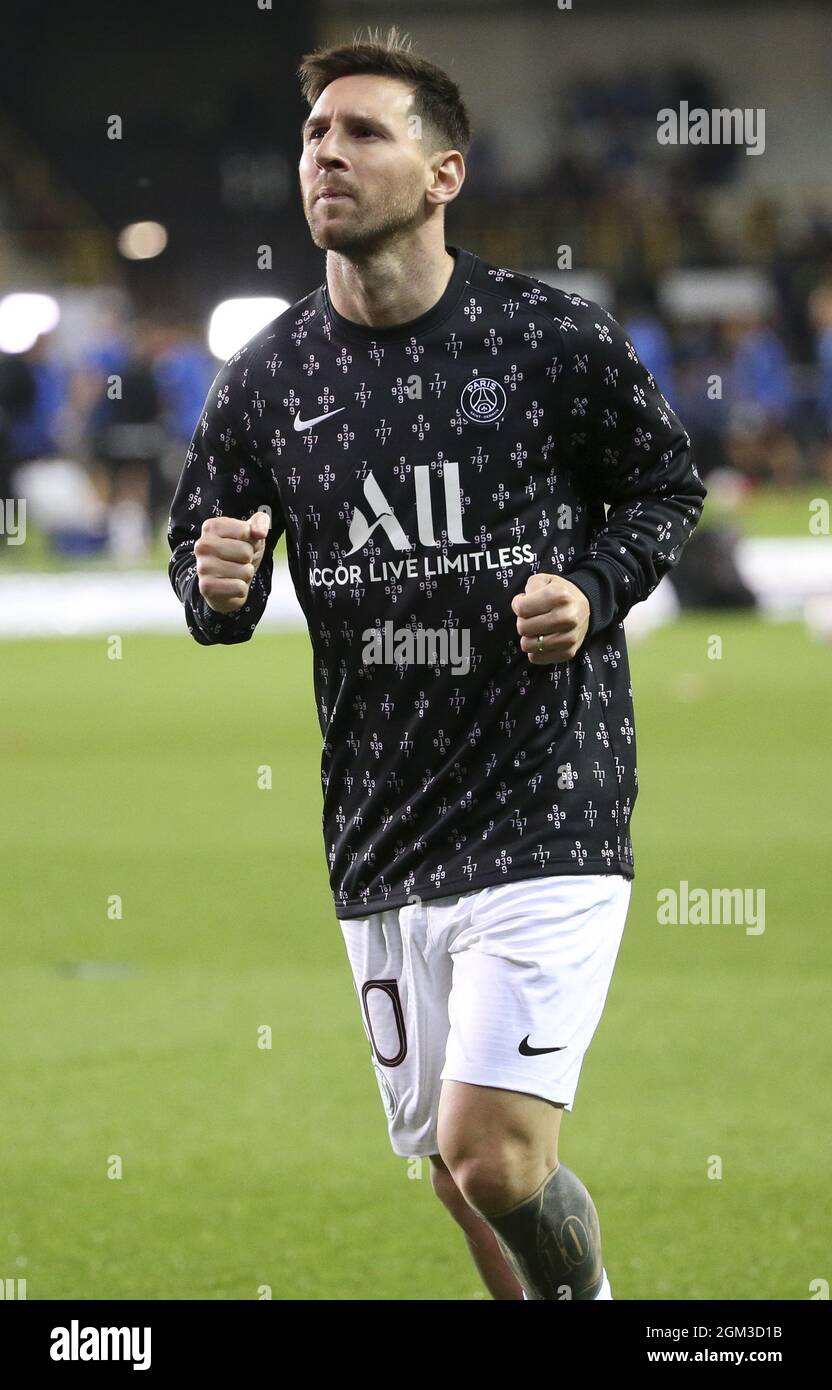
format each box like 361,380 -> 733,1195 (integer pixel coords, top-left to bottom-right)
167,27 -> 706,1301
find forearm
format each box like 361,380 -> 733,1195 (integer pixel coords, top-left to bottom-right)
557,309 -> 707,638
567,469 -> 706,636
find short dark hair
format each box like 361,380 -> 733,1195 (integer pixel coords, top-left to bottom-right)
298,24 -> 472,157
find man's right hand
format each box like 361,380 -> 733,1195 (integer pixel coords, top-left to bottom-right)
194,511 -> 271,614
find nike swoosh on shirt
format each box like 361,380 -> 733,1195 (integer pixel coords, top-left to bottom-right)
293,408 -> 345,431
518,1036 -> 567,1056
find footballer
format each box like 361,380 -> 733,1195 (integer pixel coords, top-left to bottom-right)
168,27 -> 706,1300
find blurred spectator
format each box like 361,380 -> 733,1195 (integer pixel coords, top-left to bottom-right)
809,278 -> 832,483
151,316 -> 215,448
73,317 -> 167,559
722,314 -> 800,485
150,314 -> 216,535
2,331 -> 68,463
621,294 -> 675,391
0,348 -> 36,502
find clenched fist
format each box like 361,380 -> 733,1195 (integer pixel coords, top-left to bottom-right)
511,572 -> 591,663
194,511 -> 271,614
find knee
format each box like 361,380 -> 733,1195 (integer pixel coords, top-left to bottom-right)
429,1154 -> 465,1212
447,1144 -> 552,1218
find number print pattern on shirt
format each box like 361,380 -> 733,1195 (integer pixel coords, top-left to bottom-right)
168,245 -> 706,918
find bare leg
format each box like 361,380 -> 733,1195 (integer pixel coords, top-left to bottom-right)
437,1082 -> 605,1302
87,462 -> 113,507
429,1154 -> 525,1300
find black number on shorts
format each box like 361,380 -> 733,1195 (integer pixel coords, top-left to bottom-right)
361,978 -> 407,1067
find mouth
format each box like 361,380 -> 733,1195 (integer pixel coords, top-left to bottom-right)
317,189 -> 353,202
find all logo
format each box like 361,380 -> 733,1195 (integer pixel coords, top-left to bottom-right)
345,460 -> 469,555
460,376 -> 507,424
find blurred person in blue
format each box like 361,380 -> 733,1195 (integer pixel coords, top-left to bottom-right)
0,348 -> 36,506
74,316 -> 167,559
620,293 -> 675,393
723,312 -> 801,486
150,313 -> 216,524
809,278 -> 832,483
1,331 -> 68,468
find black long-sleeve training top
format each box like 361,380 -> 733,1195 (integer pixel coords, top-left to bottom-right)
168,243 -> 706,918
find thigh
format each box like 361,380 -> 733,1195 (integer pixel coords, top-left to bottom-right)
439,874 -> 632,1123
339,898 -> 454,1159
438,1080 -> 565,1171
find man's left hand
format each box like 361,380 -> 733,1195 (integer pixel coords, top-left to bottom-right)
511,572 -> 591,664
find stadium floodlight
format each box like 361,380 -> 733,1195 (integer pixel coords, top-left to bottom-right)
208,297 -> 289,360
0,293 -> 60,353
660,269 -> 774,321
117,221 -> 169,260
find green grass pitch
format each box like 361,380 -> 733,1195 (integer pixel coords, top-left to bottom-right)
0,612 -> 829,1299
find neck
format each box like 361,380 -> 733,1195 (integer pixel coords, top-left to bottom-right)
326,232 -> 455,329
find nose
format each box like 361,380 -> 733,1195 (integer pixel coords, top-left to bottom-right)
312,129 -> 348,169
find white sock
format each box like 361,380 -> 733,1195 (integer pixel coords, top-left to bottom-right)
107,498 -> 150,561
521,1268 -> 612,1300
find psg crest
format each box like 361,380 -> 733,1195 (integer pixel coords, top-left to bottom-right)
460,375 -> 507,424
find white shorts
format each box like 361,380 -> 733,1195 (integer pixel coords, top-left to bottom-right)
338,874 -> 632,1157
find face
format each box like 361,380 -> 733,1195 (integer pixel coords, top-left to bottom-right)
299,73 -> 448,254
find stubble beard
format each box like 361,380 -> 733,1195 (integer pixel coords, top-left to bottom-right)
306,181 -> 425,257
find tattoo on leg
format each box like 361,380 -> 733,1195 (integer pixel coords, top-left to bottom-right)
483,1161 -> 604,1300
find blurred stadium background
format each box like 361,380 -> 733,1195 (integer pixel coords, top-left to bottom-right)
1,0 -> 829,1300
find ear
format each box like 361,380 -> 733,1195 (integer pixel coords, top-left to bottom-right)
425,134 -> 466,206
